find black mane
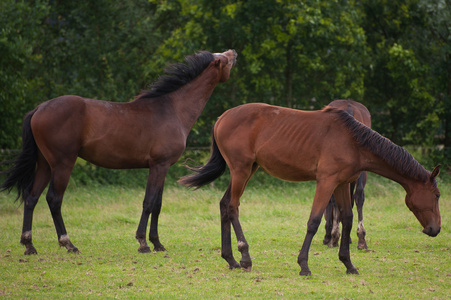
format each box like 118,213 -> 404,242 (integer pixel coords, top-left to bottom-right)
326,107 -> 430,182
136,51 -> 215,100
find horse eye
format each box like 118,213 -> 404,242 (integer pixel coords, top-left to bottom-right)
436,194 -> 441,200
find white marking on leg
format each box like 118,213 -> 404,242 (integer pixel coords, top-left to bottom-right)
59,234 -> 70,244
237,241 -> 246,252
357,221 -> 365,234
22,231 -> 32,240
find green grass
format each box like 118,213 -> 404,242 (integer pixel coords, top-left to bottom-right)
0,173 -> 450,299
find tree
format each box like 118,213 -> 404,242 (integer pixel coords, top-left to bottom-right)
148,0 -> 367,145
0,0 -> 48,149
1,0 -> 163,149
360,0 -> 442,147
421,0 -> 451,165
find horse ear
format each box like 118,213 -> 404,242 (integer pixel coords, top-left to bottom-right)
430,165 -> 441,181
214,58 -> 221,66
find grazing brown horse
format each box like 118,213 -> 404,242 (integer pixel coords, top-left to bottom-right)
0,49 -> 237,255
179,103 -> 441,276
323,100 -> 371,250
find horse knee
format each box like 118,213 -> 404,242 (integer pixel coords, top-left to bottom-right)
46,191 -> 62,212
24,194 -> 39,210
237,240 -> 248,253
307,216 -> 322,234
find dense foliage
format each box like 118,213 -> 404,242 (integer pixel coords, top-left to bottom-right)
1,0 -> 449,166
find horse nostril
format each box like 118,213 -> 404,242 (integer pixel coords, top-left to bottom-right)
423,226 -> 440,237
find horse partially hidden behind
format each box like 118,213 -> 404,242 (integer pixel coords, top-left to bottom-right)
0,49 -> 237,255
179,102 -> 441,276
323,100 -> 371,250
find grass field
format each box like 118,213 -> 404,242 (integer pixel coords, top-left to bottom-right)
0,172 -> 450,299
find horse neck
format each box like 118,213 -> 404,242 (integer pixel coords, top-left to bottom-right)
360,149 -> 428,194
169,67 -> 219,133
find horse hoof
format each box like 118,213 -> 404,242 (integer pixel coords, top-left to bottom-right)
153,245 -> 166,252
299,270 -> 312,276
242,266 -> 252,272
138,246 -> 151,253
24,248 -> 37,255
346,268 -> 359,275
228,261 -> 241,269
327,241 -> 338,248
240,260 -> 252,270
358,243 -> 368,250
67,247 -> 80,254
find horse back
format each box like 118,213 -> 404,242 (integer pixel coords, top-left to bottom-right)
215,103 -> 361,182
328,99 -> 371,128
31,95 -> 184,169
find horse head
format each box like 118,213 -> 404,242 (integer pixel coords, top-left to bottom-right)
213,49 -> 237,82
405,165 -> 441,237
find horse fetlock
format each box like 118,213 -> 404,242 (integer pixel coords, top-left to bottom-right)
221,251 -> 240,269
226,257 -> 241,269
149,235 -> 166,251
357,241 -> 368,250
20,231 -> 33,245
20,231 -> 38,255
136,234 -> 151,253
237,240 -> 248,252
59,235 -> 79,253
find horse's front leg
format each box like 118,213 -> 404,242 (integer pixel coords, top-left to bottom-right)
334,183 -> 359,275
219,186 -> 241,269
136,164 -> 169,253
298,182 -> 335,276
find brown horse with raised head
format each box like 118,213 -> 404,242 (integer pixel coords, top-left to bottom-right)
179,102 -> 441,276
1,49 -> 237,255
323,100 -> 371,250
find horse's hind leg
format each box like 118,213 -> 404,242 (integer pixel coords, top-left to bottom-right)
355,172 -> 368,250
323,196 -> 341,248
323,199 -> 333,245
46,164 -> 79,253
21,153 -> 51,255
329,200 -> 341,247
220,185 -> 240,269
221,163 -> 257,271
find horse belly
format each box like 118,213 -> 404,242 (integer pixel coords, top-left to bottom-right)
78,146 -> 149,169
256,149 -> 318,182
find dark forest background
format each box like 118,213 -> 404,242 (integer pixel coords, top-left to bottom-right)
1,0 -> 450,169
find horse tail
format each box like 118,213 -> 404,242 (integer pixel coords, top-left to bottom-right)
178,130 -> 227,189
0,109 -> 38,202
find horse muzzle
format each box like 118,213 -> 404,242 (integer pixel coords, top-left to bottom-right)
229,49 -> 238,66
422,225 -> 441,237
